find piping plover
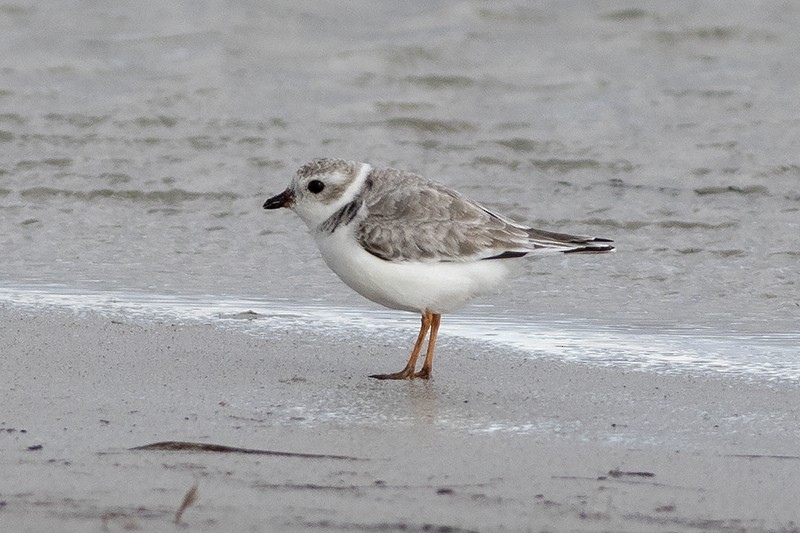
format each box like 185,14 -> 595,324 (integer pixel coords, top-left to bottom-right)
264,158 -> 614,380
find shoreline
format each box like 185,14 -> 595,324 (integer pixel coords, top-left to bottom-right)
1,283 -> 797,383
2,303 -> 799,531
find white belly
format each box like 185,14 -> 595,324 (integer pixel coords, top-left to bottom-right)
315,228 -> 514,314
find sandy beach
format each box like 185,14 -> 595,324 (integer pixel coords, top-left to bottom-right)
1,304 -> 798,532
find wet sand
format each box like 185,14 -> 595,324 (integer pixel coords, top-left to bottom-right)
1,305 -> 799,532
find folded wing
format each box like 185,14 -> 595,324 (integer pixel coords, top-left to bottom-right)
356,169 -> 614,262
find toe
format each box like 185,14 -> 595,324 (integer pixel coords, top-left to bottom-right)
369,369 -> 414,380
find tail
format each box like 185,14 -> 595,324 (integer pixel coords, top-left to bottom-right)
527,228 -> 615,254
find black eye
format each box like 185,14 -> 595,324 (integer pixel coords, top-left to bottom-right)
308,179 -> 325,194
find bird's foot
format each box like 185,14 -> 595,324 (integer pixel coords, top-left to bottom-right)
413,367 -> 431,379
369,367 -> 432,380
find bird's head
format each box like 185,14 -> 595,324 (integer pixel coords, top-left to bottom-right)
263,158 -> 369,230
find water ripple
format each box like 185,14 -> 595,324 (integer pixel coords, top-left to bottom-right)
18,187 -> 239,202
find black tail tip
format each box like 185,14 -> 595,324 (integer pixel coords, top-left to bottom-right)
564,244 -> 616,254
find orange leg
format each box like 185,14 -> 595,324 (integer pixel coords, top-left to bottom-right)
370,310 -> 433,380
414,313 -> 440,379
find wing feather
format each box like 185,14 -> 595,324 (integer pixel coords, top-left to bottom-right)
355,169 -> 531,262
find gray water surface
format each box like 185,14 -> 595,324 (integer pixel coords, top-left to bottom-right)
1,2 -> 798,373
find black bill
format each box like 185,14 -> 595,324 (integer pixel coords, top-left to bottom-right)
263,189 -> 294,209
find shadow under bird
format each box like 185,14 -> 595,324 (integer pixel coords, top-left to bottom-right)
264,158 -> 614,380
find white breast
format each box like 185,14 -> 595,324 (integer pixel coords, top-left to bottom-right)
314,226 -> 515,314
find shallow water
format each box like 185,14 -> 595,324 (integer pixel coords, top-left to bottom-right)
2,284 -> 798,382
1,2 -> 798,373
